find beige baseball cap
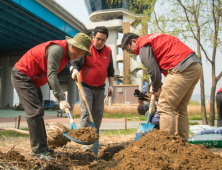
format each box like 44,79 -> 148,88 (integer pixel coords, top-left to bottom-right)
66,33 -> 92,57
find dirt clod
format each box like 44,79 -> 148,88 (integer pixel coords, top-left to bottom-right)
68,127 -> 99,143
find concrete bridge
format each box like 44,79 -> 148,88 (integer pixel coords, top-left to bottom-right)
0,0 -> 90,108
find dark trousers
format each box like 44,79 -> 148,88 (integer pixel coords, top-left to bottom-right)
216,91 -> 222,127
11,67 -> 48,153
79,86 -> 105,130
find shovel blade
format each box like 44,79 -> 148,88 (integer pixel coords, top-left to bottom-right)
92,127 -> 99,156
135,123 -> 146,141
135,123 -> 155,141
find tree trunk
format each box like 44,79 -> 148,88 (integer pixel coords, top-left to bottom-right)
209,80 -> 217,126
200,73 -> 208,124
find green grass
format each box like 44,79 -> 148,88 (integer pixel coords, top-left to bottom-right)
189,114 -> 217,120
189,122 -> 199,125
100,128 -> 138,136
0,128 -> 29,137
188,100 -> 200,105
103,112 -> 217,121
103,113 -> 146,121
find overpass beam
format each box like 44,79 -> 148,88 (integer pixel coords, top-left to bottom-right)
0,57 -> 14,108
67,76 -> 78,109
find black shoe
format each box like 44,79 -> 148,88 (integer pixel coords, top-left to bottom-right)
30,151 -> 54,161
46,148 -> 54,154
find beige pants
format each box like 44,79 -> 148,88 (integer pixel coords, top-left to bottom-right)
157,62 -> 202,141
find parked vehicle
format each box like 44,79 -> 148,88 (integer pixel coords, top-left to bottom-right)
43,100 -> 59,110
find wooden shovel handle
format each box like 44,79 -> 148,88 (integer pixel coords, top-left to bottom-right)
147,94 -> 155,116
75,73 -> 94,123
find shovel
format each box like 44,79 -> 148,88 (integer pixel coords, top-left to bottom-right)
75,73 -> 99,156
63,108 -> 96,145
135,94 -> 155,141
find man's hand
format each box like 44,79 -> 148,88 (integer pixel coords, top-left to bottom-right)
60,100 -> 70,113
138,98 -> 144,108
108,85 -> 113,96
71,69 -> 79,81
144,93 -> 151,101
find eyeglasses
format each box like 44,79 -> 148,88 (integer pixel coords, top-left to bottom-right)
126,45 -> 131,53
95,37 -> 106,43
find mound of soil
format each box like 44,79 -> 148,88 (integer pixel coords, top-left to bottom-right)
46,122 -> 70,148
1,130 -> 222,170
68,127 -> 99,143
89,129 -> 222,169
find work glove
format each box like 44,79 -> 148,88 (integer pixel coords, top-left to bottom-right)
59,100 -> 70,113
71,69 -> 79,81
108,85 -> 113,96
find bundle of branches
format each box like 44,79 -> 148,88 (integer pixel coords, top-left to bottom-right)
45,122 -> 70,148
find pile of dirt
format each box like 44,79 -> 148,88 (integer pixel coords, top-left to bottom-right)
68,127 -> 99,143
1,130 -> 222,170
89,129 -> 222,169
0,148 -> 37,169
45,122 -> 70,148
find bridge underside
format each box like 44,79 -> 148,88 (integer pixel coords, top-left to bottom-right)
0,0 -> 85,108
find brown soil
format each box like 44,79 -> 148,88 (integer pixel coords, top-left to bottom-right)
0,129 -> 222,170
68,127 -> 99,143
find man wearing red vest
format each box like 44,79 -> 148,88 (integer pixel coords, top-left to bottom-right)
11,33 -> 92,161
121,33 -> 202,141
70,26 -> 114,151
216,87 -> 222,127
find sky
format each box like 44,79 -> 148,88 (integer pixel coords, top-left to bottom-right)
55,0 -> 222,98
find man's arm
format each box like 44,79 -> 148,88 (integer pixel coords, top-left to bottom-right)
107,51 -> 115,81
139,44 -> 162,92
107,51 -> 115,96
138,103 -> 149,115
46,44 -> 65,102
69,55 -> 86,73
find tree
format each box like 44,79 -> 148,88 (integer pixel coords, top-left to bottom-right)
128,0 -> 222,125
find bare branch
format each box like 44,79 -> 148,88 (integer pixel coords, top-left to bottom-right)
216,70 -> 222,82
153,10 -> 165,33
177,0 -> 212,63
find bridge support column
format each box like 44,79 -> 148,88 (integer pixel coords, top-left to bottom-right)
67,76 -> 78,109
41,84 -> 50,101
0,57 -> 14,108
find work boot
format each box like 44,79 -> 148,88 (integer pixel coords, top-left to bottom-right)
82,145 -> 91,152
46,148 -> 54,154
30,151 -> 55,161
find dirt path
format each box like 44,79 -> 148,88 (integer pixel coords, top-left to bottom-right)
0,131 -> 222,170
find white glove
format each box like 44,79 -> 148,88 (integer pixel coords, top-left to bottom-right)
59,100 -> 70,113
71,69 -> 80,80
108,85 -> 113,96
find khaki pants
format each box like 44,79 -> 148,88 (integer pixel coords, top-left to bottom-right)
157,62 -> 202,141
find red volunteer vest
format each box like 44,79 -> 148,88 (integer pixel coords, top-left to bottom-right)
80,43 -> 111,87
15,40 -> 70,88
217,87 -> 222,94
136,33 -> 194,76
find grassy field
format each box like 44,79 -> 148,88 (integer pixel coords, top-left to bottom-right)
72,103 -> 217,121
